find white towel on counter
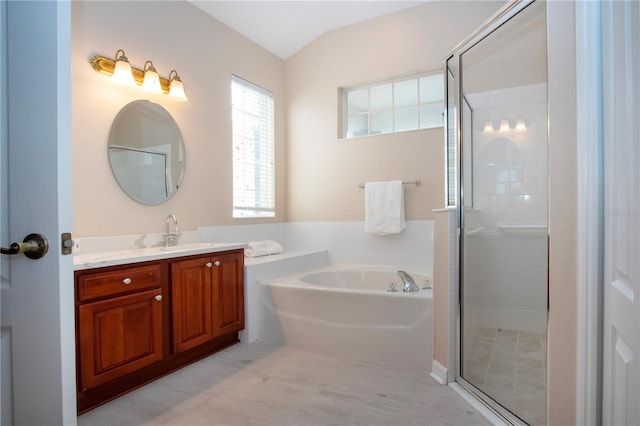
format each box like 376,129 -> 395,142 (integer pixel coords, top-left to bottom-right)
364,180 -> 406,236
244,240 -> 284,257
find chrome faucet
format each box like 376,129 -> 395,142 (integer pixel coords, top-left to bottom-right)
163,214 -> 180,247
397,270 -> 419,292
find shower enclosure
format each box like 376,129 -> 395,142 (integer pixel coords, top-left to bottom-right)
446,1 -> 548,424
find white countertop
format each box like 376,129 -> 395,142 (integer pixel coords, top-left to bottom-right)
73,242 -> 247,271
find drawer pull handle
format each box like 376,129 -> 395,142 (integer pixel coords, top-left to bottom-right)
214,261 -> 220,266
154,295 -> 162,302
205,262 -> 213,268
122,278 -> 132,285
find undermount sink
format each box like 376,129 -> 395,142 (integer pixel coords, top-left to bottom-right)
158,242 -> 232,252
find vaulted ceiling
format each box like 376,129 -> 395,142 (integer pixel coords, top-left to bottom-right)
189,1 -> 428,59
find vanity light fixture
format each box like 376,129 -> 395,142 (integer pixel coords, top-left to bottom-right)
89,50 -> 188,101
515,118 -> 527,132
167,70 -> 188,102
111,50 -> 136,87
499,119 -> 510,132
142,61 -> 163,94
483,121 -> 494,133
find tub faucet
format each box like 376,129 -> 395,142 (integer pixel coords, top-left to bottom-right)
164,214 -> 180,247
397,270 -> 419,292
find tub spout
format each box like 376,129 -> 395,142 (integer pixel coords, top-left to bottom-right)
397,270 -> 419,292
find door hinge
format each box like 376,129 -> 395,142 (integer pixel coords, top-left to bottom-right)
61,232 -> 73,255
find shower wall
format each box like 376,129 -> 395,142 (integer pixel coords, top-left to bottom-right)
465,83 -> 548,334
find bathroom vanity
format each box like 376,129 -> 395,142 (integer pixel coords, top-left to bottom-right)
74,245 -> 244,413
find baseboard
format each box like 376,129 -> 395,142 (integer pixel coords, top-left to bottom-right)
430,359 -> 448,385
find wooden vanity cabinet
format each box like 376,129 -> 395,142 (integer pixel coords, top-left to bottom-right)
172,252 -> 245,353
75,249 -> 244,414
76,264 -> 165,392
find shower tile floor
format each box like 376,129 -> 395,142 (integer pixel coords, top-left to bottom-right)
78,341 -> 490,426
464,327 -> 547,426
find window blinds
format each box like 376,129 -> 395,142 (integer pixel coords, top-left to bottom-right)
446,106 -> 457,206
231,75 -> 275,218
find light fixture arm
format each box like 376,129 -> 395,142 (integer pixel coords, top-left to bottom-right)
90,55 -> 172,94
168,69 -> 179,82
114,49 -> 128,62
143,60 -> 156,73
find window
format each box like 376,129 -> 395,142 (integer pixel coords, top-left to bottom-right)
231,75 -> 275,218
342,72 -> 444,139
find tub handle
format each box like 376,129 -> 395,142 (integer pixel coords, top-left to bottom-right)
387,282 -> 398,292
423,280 -> 433,290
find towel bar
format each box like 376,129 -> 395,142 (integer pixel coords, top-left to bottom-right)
495,222 -> 547,232
358,180 -> 420,188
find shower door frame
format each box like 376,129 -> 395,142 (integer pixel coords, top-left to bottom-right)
447,0 -> 548,424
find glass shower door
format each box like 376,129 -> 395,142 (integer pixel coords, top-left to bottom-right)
455,2 -> 548,425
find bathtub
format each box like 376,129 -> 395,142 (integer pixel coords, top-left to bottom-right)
257,266 -> 432,367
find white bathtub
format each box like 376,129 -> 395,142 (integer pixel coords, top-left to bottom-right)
257,266 -> 433,367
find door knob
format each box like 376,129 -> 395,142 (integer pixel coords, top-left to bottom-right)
0,233 -> 49,259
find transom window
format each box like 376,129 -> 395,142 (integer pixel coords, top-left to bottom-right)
231,75 -> 275,218
342,72 -> 444,139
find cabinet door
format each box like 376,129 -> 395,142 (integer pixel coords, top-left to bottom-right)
172,257 -> 213,353
78,289 -> 163,391
212,252 -> 245,336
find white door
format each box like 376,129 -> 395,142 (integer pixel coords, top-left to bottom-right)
0,1 -> 75,424
602,1 -> 640,425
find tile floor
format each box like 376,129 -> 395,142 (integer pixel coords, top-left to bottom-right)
78,342 -> 491,426
463,327 -> 546,426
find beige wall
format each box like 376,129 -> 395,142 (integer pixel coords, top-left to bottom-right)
547,1 -> 577,424
73,1 -> 505,236
72,1 -> 504,235
72,1 -> 286,237
433,210 -> 451,369
284,1 -> 505,222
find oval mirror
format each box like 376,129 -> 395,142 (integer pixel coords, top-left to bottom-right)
108,100 -> 185,205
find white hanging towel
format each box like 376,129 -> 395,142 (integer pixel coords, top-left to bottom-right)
364,180 -> 406,235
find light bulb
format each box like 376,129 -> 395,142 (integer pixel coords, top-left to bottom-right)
499,119 -> 510,132
167,70 -> 188,102
483,121 -> 493,133
111,50 -> 136,87
515,118 -> 527,131
142,61 -> 163,94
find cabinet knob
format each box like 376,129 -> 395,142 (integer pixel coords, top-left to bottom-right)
122,277 -> 132,285
154,295 -> 162,302
214,260 -> 221,266
205,262 -> 213,268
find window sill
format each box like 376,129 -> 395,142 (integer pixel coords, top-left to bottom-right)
338,125 -> 443,142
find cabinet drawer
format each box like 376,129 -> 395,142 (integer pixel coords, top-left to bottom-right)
78,264 -> 162,301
